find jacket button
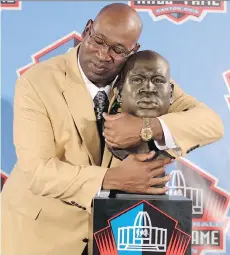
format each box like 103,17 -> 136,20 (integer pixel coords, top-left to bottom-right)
82,238 -> 88,243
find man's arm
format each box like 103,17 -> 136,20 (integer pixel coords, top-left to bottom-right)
13,76 -> 108,213
103,80 -> 224,156
153,117 -> 177,150
158,81 -> 224,155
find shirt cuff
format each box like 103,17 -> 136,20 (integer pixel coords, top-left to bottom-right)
154,117 -> 178,150
96,186 -> 110,197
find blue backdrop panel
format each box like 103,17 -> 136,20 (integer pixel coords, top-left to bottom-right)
1,1 -> 230,254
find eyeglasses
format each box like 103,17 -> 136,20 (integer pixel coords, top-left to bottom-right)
88,24 -> 136,59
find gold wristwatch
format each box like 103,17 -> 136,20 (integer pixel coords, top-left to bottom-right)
140,118 -> 153,142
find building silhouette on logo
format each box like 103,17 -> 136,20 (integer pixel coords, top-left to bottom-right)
117,211 -> 167,252
167,170 -> 204,215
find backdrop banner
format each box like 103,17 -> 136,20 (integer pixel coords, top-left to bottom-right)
1,1 -> 230,254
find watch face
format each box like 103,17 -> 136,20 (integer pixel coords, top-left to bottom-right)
141,127 -> 153,141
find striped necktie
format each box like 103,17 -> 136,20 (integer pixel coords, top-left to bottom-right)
93,91 -> 109,157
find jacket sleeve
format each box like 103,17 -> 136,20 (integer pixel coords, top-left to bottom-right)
13,76 -> 107,213
159,80 -> 224,156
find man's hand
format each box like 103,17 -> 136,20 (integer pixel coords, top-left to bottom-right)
102,152 -> 171,194
103,112 -> 164,148
103,112 -> 142,148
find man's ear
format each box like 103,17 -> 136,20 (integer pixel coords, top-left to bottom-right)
170,82 -> 174,105
128,43 -> 140,57
134,43 -> 140,53
130,43 -> 140,56
82,19 -> 93,38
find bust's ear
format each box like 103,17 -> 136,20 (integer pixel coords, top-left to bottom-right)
170,82 -> 174,105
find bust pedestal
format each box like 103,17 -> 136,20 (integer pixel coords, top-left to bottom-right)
88,194 -> 192,255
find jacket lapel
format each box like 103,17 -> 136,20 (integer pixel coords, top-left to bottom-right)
62,46 -> 101,166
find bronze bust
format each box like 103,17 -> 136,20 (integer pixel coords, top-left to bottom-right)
108,50 -> 174,162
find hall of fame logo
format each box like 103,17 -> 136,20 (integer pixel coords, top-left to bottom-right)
129,1 -> 227,24
223,70 -> 230,112
0,0 -> 21,10
94,200 -> 191,254
1,169 -> 8,191
17,31 -> 82,76
166,158 -> 230,255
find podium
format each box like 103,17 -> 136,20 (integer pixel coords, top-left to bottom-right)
88,195 -> 192,255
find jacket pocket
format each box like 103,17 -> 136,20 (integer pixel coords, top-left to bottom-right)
2,190 -> 43,220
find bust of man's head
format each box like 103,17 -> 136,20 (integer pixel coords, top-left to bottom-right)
116,50 -> 174,118
107,50 -> 174,162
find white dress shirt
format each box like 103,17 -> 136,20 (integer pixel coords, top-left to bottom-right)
77,57 -> 178,197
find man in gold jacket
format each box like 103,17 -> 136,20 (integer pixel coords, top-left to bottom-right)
1,3 -> 224,255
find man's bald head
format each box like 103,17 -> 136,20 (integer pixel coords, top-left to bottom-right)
94,3 -> 142,40
79,4 -> 142,87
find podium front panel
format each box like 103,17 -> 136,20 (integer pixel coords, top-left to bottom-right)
89,195 -> 192,255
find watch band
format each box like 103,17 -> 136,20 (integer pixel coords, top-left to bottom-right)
143,118 -> 150,129
140,118 -> 153,142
